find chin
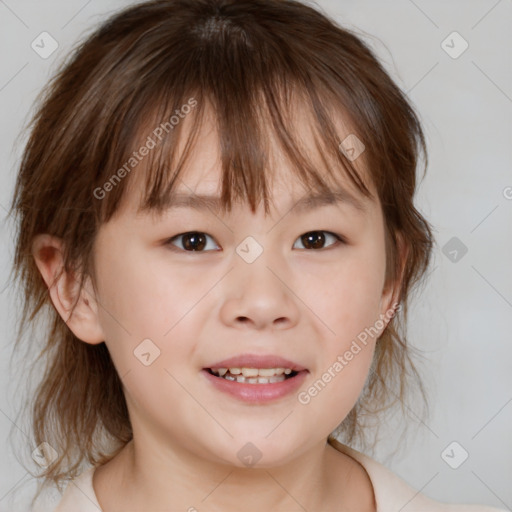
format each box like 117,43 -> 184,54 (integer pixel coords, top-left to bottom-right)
208,435 -> 306,469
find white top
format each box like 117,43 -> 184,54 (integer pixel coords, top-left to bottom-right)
53,440 -> 506,512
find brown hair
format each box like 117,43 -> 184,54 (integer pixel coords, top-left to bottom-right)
8,0 -> 434,503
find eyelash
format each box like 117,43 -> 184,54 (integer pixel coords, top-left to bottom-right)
164,230 -> 347,253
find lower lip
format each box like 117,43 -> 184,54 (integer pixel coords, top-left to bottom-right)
202,369 -> 308,403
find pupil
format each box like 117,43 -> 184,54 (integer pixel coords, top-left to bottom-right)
184,232 -> 206,251
302,231 -> 325,249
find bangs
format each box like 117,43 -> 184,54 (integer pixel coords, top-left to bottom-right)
93,35 -> 375,223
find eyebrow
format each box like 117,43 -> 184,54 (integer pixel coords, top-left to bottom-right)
160,188 -> 367,215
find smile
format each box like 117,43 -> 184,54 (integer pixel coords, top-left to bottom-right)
207,367 -> 297,384
202,367 -> 308,403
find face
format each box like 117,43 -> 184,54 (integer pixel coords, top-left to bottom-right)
83,110 -> 398,468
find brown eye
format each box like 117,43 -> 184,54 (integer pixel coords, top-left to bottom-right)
293,231 -> 343,250
166,230 -> 345,253
167,232 -> 219,252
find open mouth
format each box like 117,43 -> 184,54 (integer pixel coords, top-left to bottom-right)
202,363 -> 309,402
205,367 -> 301,384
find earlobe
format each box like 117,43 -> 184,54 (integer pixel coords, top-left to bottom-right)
31,234 -> 105,345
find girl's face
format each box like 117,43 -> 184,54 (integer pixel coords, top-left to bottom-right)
88,111 -> 398,468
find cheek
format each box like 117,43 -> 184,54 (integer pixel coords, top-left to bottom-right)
297,272 -> 381,434
293,242 -> 386,427
93,244 -> 202,374
298,244 -> 387,343
298,347 -> 375,438
92,250 -> 205,441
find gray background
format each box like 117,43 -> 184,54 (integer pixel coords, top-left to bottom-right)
0,0 -> 511,510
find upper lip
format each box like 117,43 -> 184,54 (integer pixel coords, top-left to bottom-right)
205,354 -> 308,372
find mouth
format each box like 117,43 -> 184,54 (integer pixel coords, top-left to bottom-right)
205,366 -> 300,384
202,354 -> 309,403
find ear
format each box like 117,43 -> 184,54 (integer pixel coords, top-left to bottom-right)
31,234 -> 105,345
379,230 -> 408,323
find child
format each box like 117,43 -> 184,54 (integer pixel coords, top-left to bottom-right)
8,0 -> 506,510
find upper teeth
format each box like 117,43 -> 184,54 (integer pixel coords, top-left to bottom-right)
212,367 -> 293,377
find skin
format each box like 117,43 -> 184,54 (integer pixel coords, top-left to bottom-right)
32,106 -> 406,511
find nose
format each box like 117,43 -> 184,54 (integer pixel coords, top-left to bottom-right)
219,249 -> 300,331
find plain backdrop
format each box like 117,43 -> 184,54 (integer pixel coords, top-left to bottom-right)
0,0 -> 511,510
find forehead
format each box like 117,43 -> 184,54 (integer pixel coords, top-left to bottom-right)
118,96 -> 377,220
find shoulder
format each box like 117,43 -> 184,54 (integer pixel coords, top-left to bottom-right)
328,438 -> 506,512
53,467 -> 102,512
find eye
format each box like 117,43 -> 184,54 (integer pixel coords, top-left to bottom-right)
166,231 -> 220,252
165,230 -> 346,253
292,230 -> 345,250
